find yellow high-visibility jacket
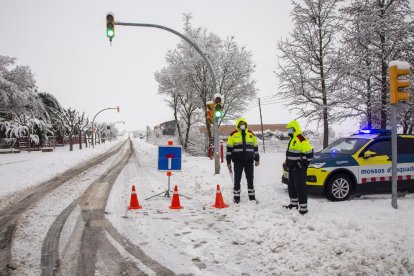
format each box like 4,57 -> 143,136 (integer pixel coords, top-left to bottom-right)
226,118 -> 260,163
286,120 -> 313,168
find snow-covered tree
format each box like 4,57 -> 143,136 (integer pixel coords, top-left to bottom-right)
0,112 -> 49,151
60,108 -> 79,151
0,60 -> 46,119
342,0 -> 414,129
155,69 -> 185,145
155,14 -> 256,152
276,0 -> 347,148
38,92 -> 66,141
76,112 -> 89,149
0,55 -> 50,143
155,68 -> 200,150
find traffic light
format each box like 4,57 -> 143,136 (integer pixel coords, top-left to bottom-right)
206,101 -> 214,125
106,13 -> 115,41
116,106 -> 120,112
213,94 -> 223,120
389,62 -> 411,105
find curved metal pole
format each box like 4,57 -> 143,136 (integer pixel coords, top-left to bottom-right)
110,121 -> 125,128
91,107 -> 117,148
109,121 -> 125,142
115,22 -> 221,174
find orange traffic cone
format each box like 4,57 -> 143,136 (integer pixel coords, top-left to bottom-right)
213,184 -> 228,208
169,185 -> 183,209
128,185 -> 142,210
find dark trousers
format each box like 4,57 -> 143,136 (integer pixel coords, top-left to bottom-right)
233,160 -> 255,199
288,166 -> 307,205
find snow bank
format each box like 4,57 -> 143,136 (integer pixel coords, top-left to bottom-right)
0,141 -> 123,201
106,139 -> 414,275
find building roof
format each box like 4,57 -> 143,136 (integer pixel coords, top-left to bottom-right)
200,124 -> 287,136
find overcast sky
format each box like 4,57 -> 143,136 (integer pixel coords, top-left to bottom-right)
2,0 -> 413,134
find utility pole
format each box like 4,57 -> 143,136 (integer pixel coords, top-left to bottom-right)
258,98 -> 265,153
91,106 -> 120,148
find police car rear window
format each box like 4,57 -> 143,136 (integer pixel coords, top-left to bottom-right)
321,138 -> 368,155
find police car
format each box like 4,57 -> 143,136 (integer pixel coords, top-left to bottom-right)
282,129 -> 414,201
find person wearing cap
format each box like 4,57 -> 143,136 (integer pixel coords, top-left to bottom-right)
284,120 -> 313,214
226,118 -> 260,203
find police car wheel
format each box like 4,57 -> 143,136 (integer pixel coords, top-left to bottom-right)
326,174 -> 352,201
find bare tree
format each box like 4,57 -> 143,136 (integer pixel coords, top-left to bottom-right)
76,112 -> 89,149
276,0 -> 346,148
155,69 -> 185,145
61,108 -> 78,151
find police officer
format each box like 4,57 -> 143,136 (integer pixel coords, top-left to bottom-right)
226,118 -> 260,203
284,120 -> 313,214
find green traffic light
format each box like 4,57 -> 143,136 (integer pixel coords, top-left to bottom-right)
106,14 -> 115,40
215,110 -> 223,118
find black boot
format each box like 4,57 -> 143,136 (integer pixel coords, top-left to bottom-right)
283,204 -> 298,209
249,195 -> 259,204
234,197 -> 240,204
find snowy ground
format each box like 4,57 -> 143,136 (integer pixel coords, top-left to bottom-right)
106,139 -> 414,275
0,141 -> 121,201
1,138 -> 414,275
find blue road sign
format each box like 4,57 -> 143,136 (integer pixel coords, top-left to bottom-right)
158,145 -> 182,171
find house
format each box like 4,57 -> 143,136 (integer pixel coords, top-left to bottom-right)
154,120 -> 287,138
216,124 -> 287,136
199,123 -> 287,138
154,120 -> 176,136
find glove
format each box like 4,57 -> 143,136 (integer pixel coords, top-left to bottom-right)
297,161 -> 303,169
227,163 -> 232,172
255,160 -> 260,167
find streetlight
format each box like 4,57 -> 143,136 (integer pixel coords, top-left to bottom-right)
91,106 -> 120,148
109,121 -> 125,142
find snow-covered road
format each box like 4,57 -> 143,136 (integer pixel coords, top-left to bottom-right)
1,138 -> 413,275
106,139 -> 414,275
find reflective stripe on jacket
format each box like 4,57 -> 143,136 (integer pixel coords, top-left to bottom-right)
226,118 -> 259,163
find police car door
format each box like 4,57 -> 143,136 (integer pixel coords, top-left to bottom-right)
356,139 -> 391,191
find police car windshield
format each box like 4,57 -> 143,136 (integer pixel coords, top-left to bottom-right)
321,138 -> 368,155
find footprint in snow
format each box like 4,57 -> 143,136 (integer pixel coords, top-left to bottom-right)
192,257 -> 207,269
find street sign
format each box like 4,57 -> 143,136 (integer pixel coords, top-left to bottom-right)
158,145 -> 182,171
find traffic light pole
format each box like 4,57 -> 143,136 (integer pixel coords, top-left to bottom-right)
388,61 -> 411,209
391,105 -> 398,209
114,21 -> 221,174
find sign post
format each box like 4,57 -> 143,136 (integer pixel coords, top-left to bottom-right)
145,141 -> 190,200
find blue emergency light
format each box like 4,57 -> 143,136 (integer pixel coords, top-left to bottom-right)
358,129 -> 391,135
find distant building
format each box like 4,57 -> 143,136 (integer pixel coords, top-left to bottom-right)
154,121 -> 287,138
199,123 -> 287,137
154,120 -> 176,136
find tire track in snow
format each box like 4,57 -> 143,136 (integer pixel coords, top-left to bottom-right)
0,140 -> 126,276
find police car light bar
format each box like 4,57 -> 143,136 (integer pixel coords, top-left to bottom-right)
358,129 -> 391,135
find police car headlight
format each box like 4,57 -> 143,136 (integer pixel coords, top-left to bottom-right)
309,162 -> 326,169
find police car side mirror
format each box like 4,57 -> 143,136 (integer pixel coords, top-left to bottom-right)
363,150 -> 377,159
